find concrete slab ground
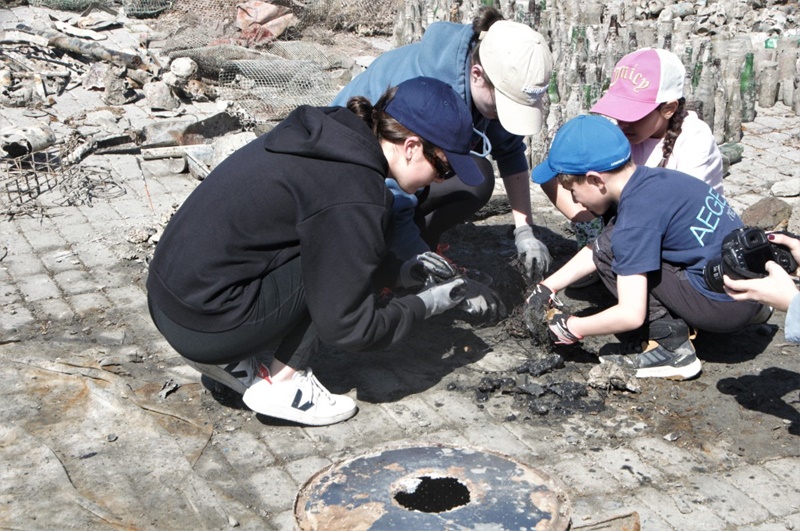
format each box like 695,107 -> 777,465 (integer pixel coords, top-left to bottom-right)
1,5 -> 799,530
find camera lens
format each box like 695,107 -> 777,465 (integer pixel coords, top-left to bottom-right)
703,256 -> 726,293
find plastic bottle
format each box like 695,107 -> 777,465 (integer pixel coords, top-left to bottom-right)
691,41 -> 707,91
712,59 -> 728,144
740,52 -> 756,122
564,82 -> 582,119
757,61 -> 780,109
695,51 -> 716,130
626,28 -> 638,54
547,70 -> 560,105
793,76 -> 800,115
582,84 -> 594,112
778,40 -> 798,107
546,102 -> 563,139
725,76 -> 743,143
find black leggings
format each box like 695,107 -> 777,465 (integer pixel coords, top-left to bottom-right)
414,155 -> 496,249
592,220 -> 764,333
148,257 -> 317,368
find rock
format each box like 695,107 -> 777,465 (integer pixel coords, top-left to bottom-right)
143,81 -> 180,111
740,197 -> 793,230
169,57 -> 198,79
719,142 -> 744,164
771,177 -> 800,198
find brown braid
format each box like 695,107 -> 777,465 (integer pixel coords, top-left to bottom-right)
659,97 -> 687,167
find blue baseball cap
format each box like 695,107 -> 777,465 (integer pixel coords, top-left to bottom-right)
531,114 -> 631,184
384,77 -> 484,186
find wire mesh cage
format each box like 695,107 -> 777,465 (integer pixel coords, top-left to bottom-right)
218,59 -> 338,123
1,149 -> 60,206
167,45 -> 279,81
152,0 -> 240,39
1,134 -> 125,214
28,0 -> 98,11
265,41 -> 334,69
290,0 -> 396,33
123,0 -> 173,18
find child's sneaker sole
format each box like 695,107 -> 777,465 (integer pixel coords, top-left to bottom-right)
600,339 -> 701,381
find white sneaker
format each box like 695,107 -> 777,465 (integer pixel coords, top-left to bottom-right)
242,367 -> 357,426
184,357 -> 263,395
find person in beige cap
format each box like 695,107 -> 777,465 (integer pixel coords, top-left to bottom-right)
333,8 -> 554,306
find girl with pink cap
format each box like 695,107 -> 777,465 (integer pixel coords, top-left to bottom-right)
591,47 -> 723,191
539,47 -> 724,286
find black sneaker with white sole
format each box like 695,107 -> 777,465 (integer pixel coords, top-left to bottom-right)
599,317 -> 701,381
600,339 -> 701,380
184,357 -> 261,394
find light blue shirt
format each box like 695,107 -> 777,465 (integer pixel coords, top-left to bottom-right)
784,293 -> 800,343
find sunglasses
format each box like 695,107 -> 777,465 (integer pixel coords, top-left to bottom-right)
427,152 -> 456,180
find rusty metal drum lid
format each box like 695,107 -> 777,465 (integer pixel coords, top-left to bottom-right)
295,444 -> 571,530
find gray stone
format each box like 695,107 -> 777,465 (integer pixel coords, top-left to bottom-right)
771,177 -> 800,197
143,81 -> 180,111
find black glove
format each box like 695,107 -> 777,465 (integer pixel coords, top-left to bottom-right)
548,313 -> 582,345
524,284 -> 562,334
460,279 -> 507,321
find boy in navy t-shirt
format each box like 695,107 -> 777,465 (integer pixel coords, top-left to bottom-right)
528,115 -> 770,380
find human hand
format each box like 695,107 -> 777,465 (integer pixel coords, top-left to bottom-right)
514,225 -> 552,282
768,232 -> 800,272
417,278 -> 467,318
723,261 -> 798,312
460,279 -> 507,321
524,283 -> 563,334
399,251 -> 459,288
547,313 -> 582,345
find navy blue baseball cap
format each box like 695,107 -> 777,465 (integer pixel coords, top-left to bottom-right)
531,114 -> 631,184
384,77 -> 484,186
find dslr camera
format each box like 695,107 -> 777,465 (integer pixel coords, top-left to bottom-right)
703,226 -> 798,293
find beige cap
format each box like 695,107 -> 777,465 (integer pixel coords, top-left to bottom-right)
479,21 -> 553,136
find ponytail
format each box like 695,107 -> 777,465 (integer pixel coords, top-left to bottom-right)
469,6 -> 505,77
345,88 -> 441,161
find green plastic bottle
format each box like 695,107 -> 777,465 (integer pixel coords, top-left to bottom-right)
547,70 -> 560,104
740,52 -> 756,122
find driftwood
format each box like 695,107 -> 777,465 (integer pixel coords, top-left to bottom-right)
52,20 -> 107,41
11,71 -> 71,79
141,144 -> 214,180
63,132 -> 142,165
0,29 -> 50,47
14,24 -> 142,70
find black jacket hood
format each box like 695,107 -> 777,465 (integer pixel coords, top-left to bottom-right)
264,105 -> 388,175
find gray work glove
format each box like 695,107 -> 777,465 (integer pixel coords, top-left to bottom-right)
514,225 -> 552,282
398,251 -> 459,289
417,278 -> 467,318
460,279 -> 507,321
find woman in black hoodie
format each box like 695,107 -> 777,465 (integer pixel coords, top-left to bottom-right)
146,77 -> 486,426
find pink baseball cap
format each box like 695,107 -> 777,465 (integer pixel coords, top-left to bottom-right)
590,48 -> 685,123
